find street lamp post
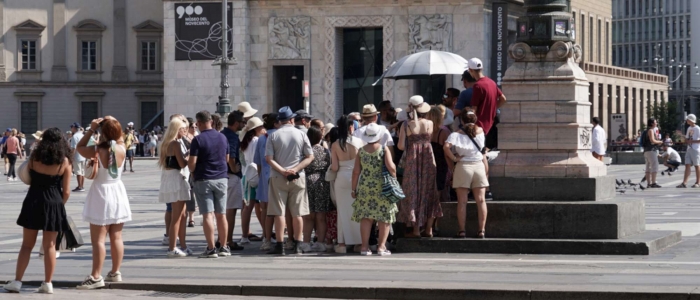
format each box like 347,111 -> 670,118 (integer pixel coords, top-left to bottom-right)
213,0 -> 236,117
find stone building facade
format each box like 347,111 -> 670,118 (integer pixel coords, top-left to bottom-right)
0,0 -> 164,136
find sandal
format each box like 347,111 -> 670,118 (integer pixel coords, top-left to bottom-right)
477,230 -> 486,239
693,184 -> 700,188
454,231 -> 466,239
677,183 -> 687,188
188,220 -> 195,228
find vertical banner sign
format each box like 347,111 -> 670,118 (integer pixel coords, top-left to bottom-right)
491,2 -> 508,88
610,114 -> 628,142
174,2 -> 233,60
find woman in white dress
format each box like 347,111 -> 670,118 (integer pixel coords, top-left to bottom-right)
76,116 -> 132,290
330,115 -> 363,253
158,117 -> 192,257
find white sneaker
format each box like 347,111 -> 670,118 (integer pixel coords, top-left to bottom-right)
310,243 -> 326,252
284,239 -> 294,250
260,240 -> 271,251
167,248 -> 186,258
161,234 -> 169,245
3,280 -> 21,293
182,248 -> 193,256
105,271 -> 122,282
271,237 -> 277,244
76,275 -> 105,290
38,282 -> 53,294
298,242 -> 312,253
239,237 -> 251,245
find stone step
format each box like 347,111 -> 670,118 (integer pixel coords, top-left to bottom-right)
395,230 -> 681,255
430,200 -> 644,239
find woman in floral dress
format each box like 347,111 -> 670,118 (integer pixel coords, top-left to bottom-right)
351,123 -> 398,256
300,126 -> 332,252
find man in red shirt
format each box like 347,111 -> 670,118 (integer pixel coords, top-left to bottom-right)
467,58 -> 507,136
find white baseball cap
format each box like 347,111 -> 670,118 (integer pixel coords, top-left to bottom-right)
467,58 -> 484,70
687,114 -> 697,123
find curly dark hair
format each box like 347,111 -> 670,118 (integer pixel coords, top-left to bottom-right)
31,127 -> 72,166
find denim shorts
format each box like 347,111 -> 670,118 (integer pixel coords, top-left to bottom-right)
166,203 -> 172,212
193,178 -> 228,214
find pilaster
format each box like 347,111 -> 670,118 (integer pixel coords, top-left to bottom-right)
111,0 -> 128,82
0,0 -> 6,81
51,0 -> 68,81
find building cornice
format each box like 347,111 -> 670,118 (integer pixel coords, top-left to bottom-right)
0,82 -> 163,88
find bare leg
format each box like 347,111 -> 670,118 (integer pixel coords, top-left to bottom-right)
202,212 -> 216,249
424,217 -> 436,236
360,219 -> 373,251
164,210 -> 172,238
274,215 -> 286,244
14,228 -> 38,281
456,188 -> 469,233
292,216 -> 304,242
241,202 -> 254,239
651,172 -> 658,184
226,209 -> 238,245
260,202 -> 269,240
107,224 -> 125,274
314,212 -> 327,244
646,172 -> 653,185
695,166 -> 700,184
285,209 -> 294,241
90,224 -> 108,279
215,213 -> 228,247
253,203 -> 263,231
302,214 -> 315,243
42,231 -> 58,283
472,187 -> 488,232
169,201 -> 187,251
377,222 -> 391,251
265,216 -> 275,242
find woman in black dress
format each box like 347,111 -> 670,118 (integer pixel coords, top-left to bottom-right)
4,128 -> 72,294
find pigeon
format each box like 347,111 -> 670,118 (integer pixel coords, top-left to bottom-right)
638,177 -> 645,183
616,179 -> 623,185
618,190 -> 626,194
661,171 -> 665,176
639,185 -> 646,191
633,187 -> 638,192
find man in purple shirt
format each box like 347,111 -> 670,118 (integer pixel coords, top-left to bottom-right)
188,110 -> 231,258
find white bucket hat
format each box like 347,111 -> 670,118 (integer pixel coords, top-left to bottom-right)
237,102 -> 258,118
687,114 -> 697,123
360,123 -> 382,144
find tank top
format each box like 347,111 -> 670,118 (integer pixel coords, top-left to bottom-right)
166,156 -> 181,169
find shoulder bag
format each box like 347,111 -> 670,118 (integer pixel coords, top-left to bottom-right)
381,148 -> 405,204
85,149 -> 99,180
396,122 -> 407,176
18,159 -> 31,185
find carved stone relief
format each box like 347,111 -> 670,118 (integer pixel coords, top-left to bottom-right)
408,14 -> 452,53
269,17 -> 311,59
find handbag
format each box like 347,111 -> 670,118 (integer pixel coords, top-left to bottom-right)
396,122 -> 407,176
380,148 -> 405,204
58,216 -> 84,250
18,160 -> 31,185
85,150 -> 99,180
244,163 -> 259,188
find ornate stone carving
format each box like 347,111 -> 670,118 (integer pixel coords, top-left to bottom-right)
579,127 -> 592,148
324,16 -> 393,123
509,42 -> 530,61
408,14 -> 452,53
269,17 -> 310,59
572,44 -> 583,63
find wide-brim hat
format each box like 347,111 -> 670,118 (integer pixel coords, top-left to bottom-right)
416,102 -> 431,114
324,123 -> 335,133
361,104 -> 379,117
277,106 -> 296,121
243,117 -> 264,134
32,131 -> 43,140
238,102 -> 258,118
409,95 -> 424,107
360,123 -> 382,144
397,110 -> 408,122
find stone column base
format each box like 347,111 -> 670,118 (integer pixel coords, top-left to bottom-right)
489,175 -> 615,201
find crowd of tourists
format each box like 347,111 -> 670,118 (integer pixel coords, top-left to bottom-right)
3,57 -> 507,294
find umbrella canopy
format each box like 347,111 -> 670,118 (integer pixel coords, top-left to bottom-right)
376,50 -> 468,83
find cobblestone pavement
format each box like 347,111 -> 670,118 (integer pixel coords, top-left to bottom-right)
1,161 -> 700,298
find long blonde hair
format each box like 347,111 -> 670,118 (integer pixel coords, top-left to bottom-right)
427,105 -> 445,135
158,117 -> 188,168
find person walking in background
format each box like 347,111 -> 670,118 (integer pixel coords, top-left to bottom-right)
220,111 -> 246,251
300,126 -> 332,253
2,129 -> 10,175
240,117 -> 266,245
351,123 -> 398,256
70,123 -> 86,191
188,111 -> 231,258
641,118 -> 663,188
265,106 -> 314,255
3,128 -> 72,294
158,117 -> 193,257
591,117 -> 606,161
123,125 -> 137,173
255,113 -> 280,251
18,132 -> 27,158
76,117 -> 132,289
4,128 -> 23,181
148,131 -> 158,157
330,115 -> 364,253
444,111 -> 489,239
678,114 -> 700,188
398,101 -> 442,238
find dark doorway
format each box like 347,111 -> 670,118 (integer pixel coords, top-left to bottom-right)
415,75 -> 446,105
342,28 -> 383,114
273,66 -> 304,112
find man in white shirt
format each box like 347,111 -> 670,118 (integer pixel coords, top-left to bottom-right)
353,104 -> 395,158
679,114 -> 700,188
70,123 -> 86,192
591,117 -> 606,161
659,144 -> 681,174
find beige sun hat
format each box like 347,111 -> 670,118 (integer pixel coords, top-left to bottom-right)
237,102 -> 258,118
242,117 -> 264,134
416,102 -> 431,114
32,131 -> 43,140
361,104 -> 379,117
409,95 -> 424,107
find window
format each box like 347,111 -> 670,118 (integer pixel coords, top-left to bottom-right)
21,40 -> 37,70
140,101 -> 162,130
606,21 -> 610,64
21,102 -> 39,135
81,41 -> 97,70
598,19 -> 602,63
141,41 -> 157,71
581,15 -> 586,60
589,17 -> 594,61
80,101 -> 98,128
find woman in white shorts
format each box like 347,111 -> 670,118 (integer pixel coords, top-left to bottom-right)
444,111 -> 488,239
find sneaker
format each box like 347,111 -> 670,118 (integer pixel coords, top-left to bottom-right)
293,240 -> 303,254
650,183 -> 662,188
217,246 -> 231,257
76,275 -> 105,290
260,240 -> 271,251
38,282 -> 53,294
248,234 -> 263,242
284,239 -> 294,250
266,242 -> 286,256
3,280 -> 21,293
182,248 -> 194,256
228,242 -> 245,251
239,237 -> 251,245
376,249 -> 392,256
310,243 -> 326,252
271,237 -> 277,244
105,271 -> 122,282
162,234 -> 169,245
167,248 -> 187,258
298,242 -> 312,253
199,247 -> 218,258
360,250 -> 373,256
485,191 -> 493,200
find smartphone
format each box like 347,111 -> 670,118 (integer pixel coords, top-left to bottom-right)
286,174 -> 300,181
